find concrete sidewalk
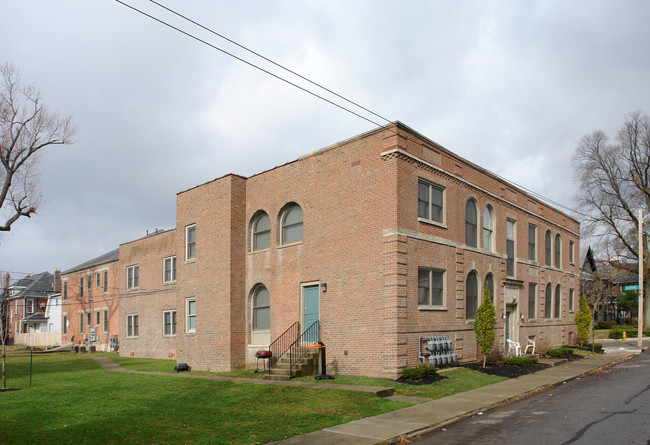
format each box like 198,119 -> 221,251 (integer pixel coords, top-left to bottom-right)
269,350 -> 636,444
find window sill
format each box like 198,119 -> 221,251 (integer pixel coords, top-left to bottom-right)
185,258 -> 196,264
278,241 -> 302,249
162,334 -> 177,338
418,217 -> 447,229
163,281 -> 177,285
249,248 -> 271,255
466,319 -> 475,325
418,305 -> 447,311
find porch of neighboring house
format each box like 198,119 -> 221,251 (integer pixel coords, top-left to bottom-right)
13,312 -> 62,347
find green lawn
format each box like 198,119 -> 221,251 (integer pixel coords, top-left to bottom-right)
0,353 -> 409,444
294,368 -> 506,398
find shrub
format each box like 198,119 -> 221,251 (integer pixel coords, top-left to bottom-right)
596,320 -> 618,329
608,328 -> 650,339
401,364 -> 437,380
503,356 -> 538,366
546,347 -> 573,357
575,295 -> 592,345
474,285 -> 497,368
586,343 -> 603,352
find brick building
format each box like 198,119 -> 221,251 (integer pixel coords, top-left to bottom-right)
61,249 -> 120,350
113,122 -> 579,378
6,271 -> 59,340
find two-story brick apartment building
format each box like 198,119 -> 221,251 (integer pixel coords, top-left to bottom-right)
114,122 -> 579,379
61,249 -> 120,350
6,271 -> 59,341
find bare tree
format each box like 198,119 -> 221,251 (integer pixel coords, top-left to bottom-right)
0,62 -> 75,389
573,111 -> 650,327
0,62 -> 76,231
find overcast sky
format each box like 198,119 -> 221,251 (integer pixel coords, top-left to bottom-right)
1,0 -> 649,277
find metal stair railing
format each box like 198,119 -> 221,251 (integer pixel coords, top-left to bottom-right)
289,321 -> 319,377
268,321 -> 299,368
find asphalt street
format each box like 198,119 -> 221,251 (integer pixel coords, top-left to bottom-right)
414,351 -> 650,445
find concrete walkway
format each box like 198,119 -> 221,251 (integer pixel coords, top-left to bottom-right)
91,348 -> 638,445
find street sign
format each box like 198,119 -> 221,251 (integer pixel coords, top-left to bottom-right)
624,285 -> 639,291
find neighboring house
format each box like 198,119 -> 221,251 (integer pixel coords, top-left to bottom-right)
119,229 -> 177,359
7,271 -> 61,346
61,249 -> 120,351
45,293 -> 63,334
117,122 -> 581,378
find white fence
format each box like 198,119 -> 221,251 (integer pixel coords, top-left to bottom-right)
13,332 -> 62,347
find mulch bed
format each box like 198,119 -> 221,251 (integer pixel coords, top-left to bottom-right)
396,374 -> 448,385
461,362 -> 551,379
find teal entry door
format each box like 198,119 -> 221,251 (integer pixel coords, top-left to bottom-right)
303,284 -> 320,340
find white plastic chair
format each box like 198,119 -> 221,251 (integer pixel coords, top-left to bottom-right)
524,335 -> 536,355
506,339 -> 522,357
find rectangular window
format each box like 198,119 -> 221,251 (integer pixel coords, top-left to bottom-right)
79,313 -> 84,332
87,312 -> 91,328
528,224 -> 536,261
63,315 -> 67,335
186,299 -> 196,333
63,281 -> 67,300
103,309 -> 108,333
554,287 -> 561,319
95,311 -> 100,326
528,283 -> 536,319
95,272 -> 100,288
163,310 -> 177,336
87,274 -> 91,291
80,277 -> 84,298
418,180 -> 444,224
127,314 -> 139,338
569,241 -> 575,265
163,256 -> 177,283
506,219 -> 516,277
103,270 -> 108,292
127,265 -> 139,290
418,268 -> 445,308
27,299 -> 34,313
569,289 -> 575,312
186,225 -> 196,260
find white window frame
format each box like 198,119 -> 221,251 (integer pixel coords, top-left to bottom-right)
95,310 -> 100,326
127,265 -> 139,290
103,270 -> 108,293
418,267 -> 446,310
127,313 -> 139,338
186,224 -> 196,261
186,298 -> 196,333
506,219 -> 516,278
163,256 -> 177,284
103,309 -> 108,333
569,240 -> 575,265
63,280 -> 68,300
163,310 -> 177,336
528,224 -> 537,261
528,283 -> 537,320
27,299 -> 34,313
95,272 -> 101,288
251,212 -> 271,251
465,198 -> 478,248
569,289 -> 575,312
279,204 -> 303,245
87,274 -> 91,291
418,179 -> 445,226
554,234 -> 562,268
482,205 -> 494,252
554,284 -> 562,319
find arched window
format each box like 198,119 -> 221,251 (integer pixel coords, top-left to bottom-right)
554,234 -> 561,268
545,231 -> 552,266
482,206 -> 494,251
554,284 -> 561,319
484,273 -> 495,303
466,271 -> 479,319
465,199 -> 478,248
250,285 -> 270,345
251,212 -> 270,251
280,204 -> 303,245
545,283 -> 552,318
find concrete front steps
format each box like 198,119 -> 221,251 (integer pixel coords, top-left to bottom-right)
264,349 -> 320,381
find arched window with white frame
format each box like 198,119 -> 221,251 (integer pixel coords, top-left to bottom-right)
279,204 -> 303,245
465,199 -> 478,248
482,205 -> 494,251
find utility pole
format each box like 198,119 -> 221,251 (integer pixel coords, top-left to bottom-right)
639,209 -> 644,349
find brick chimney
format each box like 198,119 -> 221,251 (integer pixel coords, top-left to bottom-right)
54,269 -> 61,293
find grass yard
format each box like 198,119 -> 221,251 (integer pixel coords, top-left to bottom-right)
0,353 -> 409,444
294,368 -> 506,398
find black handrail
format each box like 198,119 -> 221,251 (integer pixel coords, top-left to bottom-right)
289,321 -> 319,377
268,321 -> 299,368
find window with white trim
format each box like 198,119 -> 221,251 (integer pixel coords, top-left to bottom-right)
544,283 -> 552,319
127,265 -> 139,290
163,256 -> 176,283
418,179 -> 444,224
465,199 -> 478,248
103,270 -> 108,293
103,309 -> 108,333
80,277 -> 84,298
63,281 -> 67,300
95,272 -> 100,288
506,219 -> 516,277
545,230 -> 552,266
127,314 -> 139,338
163,310 -> 176,336
554,284 -> 561,319
186,299 -> 196,333
554,234 -> 562,268
528,224 -> 537,261
484,273 -> 495,303
95,310 -> 100,326
569,289 -> 575,312
569,240 -> 575,265
251,212 -> 270,251
279,204 -> 303,245
186,225 -> 196,260
528,283 -> 537,319
483,206 -> 494,252
252,286 -> 270,331
466,271 -> 479,320
418,268 -> 445,308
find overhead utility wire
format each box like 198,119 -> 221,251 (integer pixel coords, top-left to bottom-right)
114,0 -> 386,130
116,0 -> 584,218
148,0 -> 393,127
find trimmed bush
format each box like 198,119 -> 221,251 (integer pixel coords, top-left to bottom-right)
401,364 -> 437,380
575,295 -> 592,345
503,356 -> 538,366
596,320 -> 618,329
586,343 -> 603,352
546,347 -> 573,357
608,328 -> 650,339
